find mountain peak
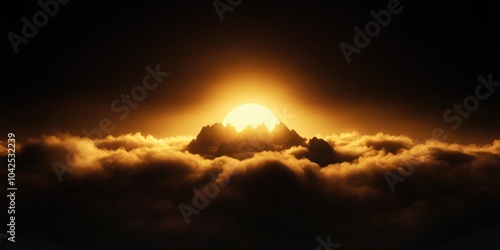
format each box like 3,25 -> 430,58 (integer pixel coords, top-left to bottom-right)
187,122 -> 306,158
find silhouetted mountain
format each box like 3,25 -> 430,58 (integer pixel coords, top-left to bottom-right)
186,122 -> 306,158
304,137 -> 336,166
186,123 -> 351,166
292,137 -> 359,167
186,123 -> 237,156
271,123 -> 306,149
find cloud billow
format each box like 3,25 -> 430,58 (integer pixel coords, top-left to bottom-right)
1,132 -> 500,249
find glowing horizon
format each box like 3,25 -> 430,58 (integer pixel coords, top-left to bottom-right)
222,103 -> 280,132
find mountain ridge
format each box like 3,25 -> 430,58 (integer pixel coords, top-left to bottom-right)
186,122 -> 337,166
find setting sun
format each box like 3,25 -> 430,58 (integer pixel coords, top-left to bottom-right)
222,103 -> 280,132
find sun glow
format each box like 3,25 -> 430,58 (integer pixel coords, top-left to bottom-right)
223,103 -> 280,132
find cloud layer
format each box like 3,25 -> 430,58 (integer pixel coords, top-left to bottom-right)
1,132 -> 500,249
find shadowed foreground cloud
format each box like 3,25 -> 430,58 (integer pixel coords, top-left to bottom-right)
1,132 -> 500,249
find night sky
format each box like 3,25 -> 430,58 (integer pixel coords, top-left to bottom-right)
2,0 -> 500,249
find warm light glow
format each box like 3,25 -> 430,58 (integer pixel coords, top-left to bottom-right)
223,103 -> 280,132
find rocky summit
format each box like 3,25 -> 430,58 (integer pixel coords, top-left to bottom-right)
186,123 -> 338,166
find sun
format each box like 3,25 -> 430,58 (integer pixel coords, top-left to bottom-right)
223,103 -> 280,132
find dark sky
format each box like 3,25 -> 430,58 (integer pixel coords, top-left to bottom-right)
3,0 -> 500,143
